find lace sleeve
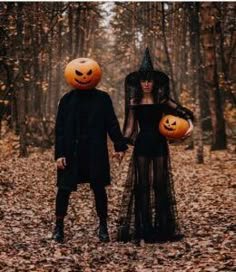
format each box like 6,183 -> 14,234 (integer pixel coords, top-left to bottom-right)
123,100 -> 137,145
164,97 -> 194,121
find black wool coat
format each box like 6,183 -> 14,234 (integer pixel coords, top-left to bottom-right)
55,88 -> 127,191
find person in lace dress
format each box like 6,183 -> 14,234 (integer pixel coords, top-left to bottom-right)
117,48 -> 194,244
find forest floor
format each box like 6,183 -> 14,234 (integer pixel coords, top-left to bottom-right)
0,135 -> 235,272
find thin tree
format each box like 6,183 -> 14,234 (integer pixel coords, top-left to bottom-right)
161,3 -> 178,101
200,2 -> 227,150
188,3 -> 204,163
16,3 -> 27,156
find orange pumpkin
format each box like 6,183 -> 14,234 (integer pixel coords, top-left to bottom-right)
64,58 -> 102,90
159,115 -> 189,139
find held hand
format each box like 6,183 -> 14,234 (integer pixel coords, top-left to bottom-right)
113,151 -> 125,164
182,119 -> 194,139
56,157 -> 67,170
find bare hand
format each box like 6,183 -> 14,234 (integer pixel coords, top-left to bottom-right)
56,157 -> 67,170
182,119 -> 193,140
113,152 -> 125,164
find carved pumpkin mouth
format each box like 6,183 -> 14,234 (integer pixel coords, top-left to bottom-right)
164,124 -> 175,131
74,78 -> 92,85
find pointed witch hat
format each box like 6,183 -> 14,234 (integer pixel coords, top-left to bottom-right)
138,47 -> 154,73
125,47 -> 169,88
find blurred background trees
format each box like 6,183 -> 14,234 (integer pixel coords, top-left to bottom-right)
0,2 -> 235,160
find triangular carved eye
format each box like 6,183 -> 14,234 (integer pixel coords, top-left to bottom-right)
76,70 -> 83,76
166,119 -> 169,124
172,121 -> 176,125
87,69 -> 92,75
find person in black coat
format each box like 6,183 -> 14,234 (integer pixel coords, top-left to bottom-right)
52,58 -> 127,243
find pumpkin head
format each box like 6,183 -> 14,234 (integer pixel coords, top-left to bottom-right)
159,115 -> 189,139
64,58 -> 102,90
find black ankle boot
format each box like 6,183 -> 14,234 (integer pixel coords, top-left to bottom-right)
98,220 -> 110,243
52,222 -> 64,243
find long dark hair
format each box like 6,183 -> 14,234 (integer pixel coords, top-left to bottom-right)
131,71 -> 170,105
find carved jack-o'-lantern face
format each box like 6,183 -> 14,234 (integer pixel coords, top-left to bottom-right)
159,115 -> 189,139
64,58 -> 102,90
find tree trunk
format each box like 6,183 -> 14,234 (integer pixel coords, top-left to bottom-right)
161,3 -> 178,101
188,3 -> 204,163
200,3 -> 227,150
68,4 -> 73,57
47,30 -> 53,116
77,6 -> 84,56
54,18 -> 62,112
179,5 -> 188,94
29,5 -> 41,116
16,3 -> 27,157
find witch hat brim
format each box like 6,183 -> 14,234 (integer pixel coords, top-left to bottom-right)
125,70 -> 169,88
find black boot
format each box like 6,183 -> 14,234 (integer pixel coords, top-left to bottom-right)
52,221 -> 64,243
98,220 -> 110,243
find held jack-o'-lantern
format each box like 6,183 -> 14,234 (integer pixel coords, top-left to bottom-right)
64,58 -> 102,90
159,115 -> 190,139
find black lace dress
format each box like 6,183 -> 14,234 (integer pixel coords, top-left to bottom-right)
117,98 -> 193,243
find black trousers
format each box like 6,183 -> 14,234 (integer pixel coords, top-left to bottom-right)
55,184 -> 108,220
